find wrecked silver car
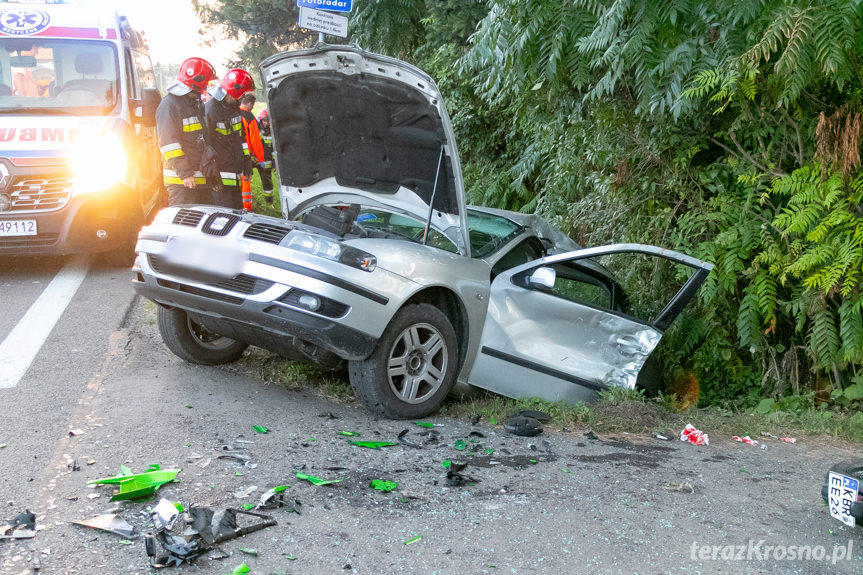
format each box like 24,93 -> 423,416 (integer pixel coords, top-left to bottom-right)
132,45 -> 713,418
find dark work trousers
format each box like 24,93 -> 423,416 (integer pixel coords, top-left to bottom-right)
256,166 -> 273,193
211,185 -> 243,210
167,184 -> 212,206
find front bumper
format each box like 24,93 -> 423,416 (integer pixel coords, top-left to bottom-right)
0,184 -> 140,256
132,268 -> 378,361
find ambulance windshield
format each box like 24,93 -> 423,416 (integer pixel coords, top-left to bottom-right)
0,39 -> 118,114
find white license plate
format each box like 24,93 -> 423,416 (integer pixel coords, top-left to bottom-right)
0,220 -> 37,237
828,471 -> 860,527
163,236 -> 246,279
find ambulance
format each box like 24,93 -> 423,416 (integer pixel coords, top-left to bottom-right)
0,0 -> 163,261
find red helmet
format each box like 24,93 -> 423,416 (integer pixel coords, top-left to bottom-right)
176,57 -> 216,93
220,69 -> 255,99
258,109 -> 268,119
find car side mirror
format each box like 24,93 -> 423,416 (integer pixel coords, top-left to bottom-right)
131,87 -> 161,127
528,266 -> 556,290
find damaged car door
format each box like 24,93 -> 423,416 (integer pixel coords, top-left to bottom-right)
467,244 -> 713,403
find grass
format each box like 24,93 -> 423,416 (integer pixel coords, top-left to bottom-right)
240,349 -> 863,444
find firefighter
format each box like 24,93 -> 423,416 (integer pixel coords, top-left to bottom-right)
204,69 -> 255,210
256,108 -> 275,205
155,57 -> 216,205
238,93 -> 265,211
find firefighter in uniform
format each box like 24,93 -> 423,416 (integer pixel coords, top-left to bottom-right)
204,69 -> 256,209
239,93 -> 265,211
256,108 -> 275,204
155,57 -> 216,205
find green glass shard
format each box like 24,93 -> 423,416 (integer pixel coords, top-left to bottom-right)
404,535 -> 422,545
530,459 -> 537,464
241,503 -> 255,510
490,418 -> 496,424
485,448 -> 494,455
252,425 -> 269,434
119,540 -> 132,545
89,469 -> 181,502
349,441 -> 397,449
414,422 -> 434,428
235,472 -> 243,476
231,562 -> 251,574
173,502 -> 185,513
285,555 -> 297,560
454,440 -> 467,450
238,548 -> 257,556
370,479 -> 398,492
185,405 -> 193,409
272,485 -> 289,493
339,431 -> 361,436
296,472 -> 348,486
441,460 -> 451,468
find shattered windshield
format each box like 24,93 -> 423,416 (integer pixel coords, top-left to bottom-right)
0,38 -> 118,114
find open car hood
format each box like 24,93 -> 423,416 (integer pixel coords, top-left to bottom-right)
260,44 -> 470,253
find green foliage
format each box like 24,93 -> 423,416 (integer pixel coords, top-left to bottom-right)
203,0 -> 863,409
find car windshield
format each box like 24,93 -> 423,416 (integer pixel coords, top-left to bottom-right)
0,39 -> 118,114
466,208 -> 523,258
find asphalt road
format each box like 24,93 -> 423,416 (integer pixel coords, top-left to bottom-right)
0,256 -> 862,575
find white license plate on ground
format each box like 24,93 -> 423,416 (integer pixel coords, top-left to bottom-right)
0,220 -> 37,237
828,471 -> 859,527
163,236 -> 246,279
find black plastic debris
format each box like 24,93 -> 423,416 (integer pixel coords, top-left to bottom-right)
318,412 -> 339,419
145,505 -> 276,568
468,431 -> 485,438
397,429 -> 422,449
257,487 -> 302,514
514,410 -> 552,423
504,415 -> 543,437
541,440 -> 552,452
445,462 -> 479,487
1,510 -> 36,541
418,429 -> 441,443
583,430 -> 599,440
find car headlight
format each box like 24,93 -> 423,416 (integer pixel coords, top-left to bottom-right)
285,231 -> 377,272
72,131 -> 127,193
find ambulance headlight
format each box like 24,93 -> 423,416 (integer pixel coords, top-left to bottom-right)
73,131 -> 128,193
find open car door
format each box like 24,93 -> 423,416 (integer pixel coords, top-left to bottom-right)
467,244 -> 713,403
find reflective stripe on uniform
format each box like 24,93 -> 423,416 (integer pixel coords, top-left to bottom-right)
182,116 -> 202,132
261,136 -> 273,145
241,142 -> 250,156
163,169 -> 206,185
220,171 -> 241,186
231,116 -> 243,132
215,121 -> 229,135
259,161 -> 272,169
160,142 -> 184,160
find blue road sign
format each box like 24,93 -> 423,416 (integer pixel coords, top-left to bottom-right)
297,0 -> 352,13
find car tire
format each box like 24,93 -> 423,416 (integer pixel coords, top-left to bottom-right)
821,459 -> 863,504
157,306 -> 248,365
349,303 -> 458,419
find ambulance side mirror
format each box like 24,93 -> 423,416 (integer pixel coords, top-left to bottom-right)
132,87 -> 161,127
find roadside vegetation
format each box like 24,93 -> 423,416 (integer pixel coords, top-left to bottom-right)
202,1 -> 863,423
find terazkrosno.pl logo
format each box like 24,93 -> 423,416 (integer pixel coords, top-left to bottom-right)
0,8 -> 51,37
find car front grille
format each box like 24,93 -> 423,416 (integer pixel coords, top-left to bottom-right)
243,223 -> 290,244
148,254 -> 274,295
172,209 -> 205,227
7,176 -> 74,213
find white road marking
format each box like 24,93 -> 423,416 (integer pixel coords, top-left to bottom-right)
0,255 -> 92,389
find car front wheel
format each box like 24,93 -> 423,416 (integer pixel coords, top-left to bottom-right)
349,303 -> 457,419
157,307 -> 248,365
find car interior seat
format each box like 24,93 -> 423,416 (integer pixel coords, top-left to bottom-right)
57,52 -> 113,103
